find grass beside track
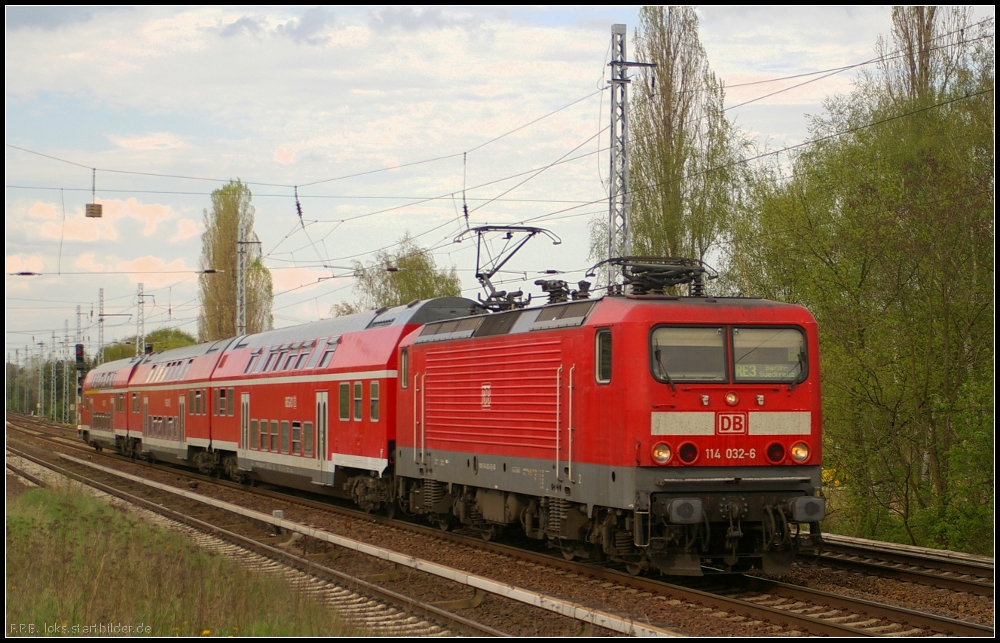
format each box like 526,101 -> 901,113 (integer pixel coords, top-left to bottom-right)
5,482 -> 359,637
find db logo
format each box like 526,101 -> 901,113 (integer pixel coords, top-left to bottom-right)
481,383 -> 492,409
716,412 -> 747,434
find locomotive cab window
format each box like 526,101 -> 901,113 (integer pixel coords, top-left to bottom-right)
595,329 -> 612,384
733,327 -> 807,383
651,326 -> 726,383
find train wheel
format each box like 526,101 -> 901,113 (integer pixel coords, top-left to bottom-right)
625,562 -> 642,576
561,549 -> 576,561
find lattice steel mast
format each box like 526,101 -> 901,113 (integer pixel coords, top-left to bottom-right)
606,24 -> 654,289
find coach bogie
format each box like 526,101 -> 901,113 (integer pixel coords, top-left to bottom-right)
346,473 -> 393,513
222,454 -> 245,482
191,449 -> 220,476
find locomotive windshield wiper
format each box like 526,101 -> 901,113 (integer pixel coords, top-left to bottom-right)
654,346 -> 676,394
787,352 -> 805,391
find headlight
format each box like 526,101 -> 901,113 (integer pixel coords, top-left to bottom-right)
651,442 -> 672,465
790,441 -> 810,463
725,392 -> 739,406
766,442 -> 785,464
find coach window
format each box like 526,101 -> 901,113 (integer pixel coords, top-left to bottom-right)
294,351 -> 309,370
270,420 -> 279,452
272,351 -> 287,372
132,393 -> 139,413
339,383 -> 350,421
215,389 -> 223,416
353,382 -> 363,421
245,351 -> 260,374
227,388 -> 235,416
280,420 -> 290,454
595,329 -> 612,384
305,340 -> 323,368
304,421 -> 314,457
370,382 -> 380,422
250,419 -> 259,449
291,421 -> 301,455
400,349 -> 408,388
259,419 -> 268,450
282,351 -> 296,371
188,390 -> 194,414
318,347 -> 336,368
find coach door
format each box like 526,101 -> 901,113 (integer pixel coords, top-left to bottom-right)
178,396 -> 186,442
239,393 -> 250,464
316,391 -> 333,485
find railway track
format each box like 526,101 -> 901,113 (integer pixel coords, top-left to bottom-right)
6,442 -> 671,637
7,415 -> 994,637
806,533 -> 994,596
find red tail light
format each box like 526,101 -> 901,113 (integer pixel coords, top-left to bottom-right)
678,442 -> 699,465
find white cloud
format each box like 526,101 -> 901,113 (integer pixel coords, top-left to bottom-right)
169,218 -> 201,242
73,253 -> 197,289
108,132 -> 192,150
6,254 -> 46,273
27,202 -> 60,220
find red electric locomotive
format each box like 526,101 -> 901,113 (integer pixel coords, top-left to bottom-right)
393,259 -> 825,575
80,259 -> 825,576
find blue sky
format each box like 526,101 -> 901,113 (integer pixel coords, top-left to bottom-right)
5,6 -> 994,360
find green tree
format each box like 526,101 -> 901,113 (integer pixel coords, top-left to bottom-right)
592,6 -> 746,285
101,328 -> 198,362
332,232 -> 461,314
726,7 -> 993,553
197,180 -> 273,341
